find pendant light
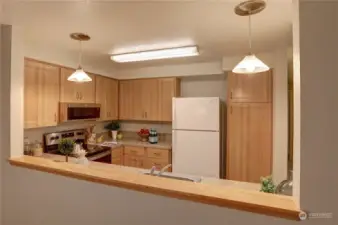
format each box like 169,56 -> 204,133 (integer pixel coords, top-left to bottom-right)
68,33 -> 92,82
233,0 -> 269,74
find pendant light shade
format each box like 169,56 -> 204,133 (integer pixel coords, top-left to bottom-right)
233,0 -> 269,74
232,54 -> 269,74
67,67 -> 92,82
68,33 -> 92,83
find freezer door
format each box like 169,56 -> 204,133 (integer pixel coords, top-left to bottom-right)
172,130 -> 220,178
173,97 -> 220,131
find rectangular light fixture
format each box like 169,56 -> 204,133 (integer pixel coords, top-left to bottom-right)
110,46 -> 199,63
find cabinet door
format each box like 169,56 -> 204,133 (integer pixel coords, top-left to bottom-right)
141,79 -> 159,121
158,78 -> 180,122
123,155 -> 144,168
24,60 -> 40,128
39,63 -> 60,127
228,70 -> 272,103
95,75 -> 108,120
227,103 -> 272,183
60,68 -> 95,103
24,59 -> 60,128
131,80 -> 145,120
144,158 -> 171,171
119,80 -> 134,120
106,78 -> 118,120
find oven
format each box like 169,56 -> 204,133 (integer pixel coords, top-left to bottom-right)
59,103 -> 101,122
86,149 -> 111,164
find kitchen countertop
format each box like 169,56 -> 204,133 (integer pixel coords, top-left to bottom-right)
96,138 -> 172,150
40,153 -> 259,190
9,154 -> 300,220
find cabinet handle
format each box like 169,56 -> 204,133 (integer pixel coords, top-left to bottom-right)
54,113 -> 57,122
154,152 -> 161,156
230,91 -> 233,99
145,112 -> 147,118
76,92 -> 79,100
230,106 -> 233,114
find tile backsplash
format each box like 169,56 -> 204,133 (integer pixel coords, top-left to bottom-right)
24,121 -> 110,143
120,121 -> 172,134
24,120 -> 172,143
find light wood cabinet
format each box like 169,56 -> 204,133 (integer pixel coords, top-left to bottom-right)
96,75 -> 118,121
123,155 -> 145,168
227,103 -> 272,183
111,147 -> 123,165
119,80 -> 134,120
119,78 -> 180,121
140,79 -> 159,121
158,78 -> 180,121
228,70 -> 272,103
122,145 -> 171,170
24,59 -> 60,129
60,68 -> 96,103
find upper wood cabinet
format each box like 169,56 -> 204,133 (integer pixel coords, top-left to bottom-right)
139,79 -> 159,121
119,80 -> 135,120
228,70 -> 272,103
24,59 -> 60,129
60,68 -> 96,103
119,78 -> 180,121
96,75 -> 118,121
226,103 -> 272,183
121,79 -> 159,121
158,78 -> 180,122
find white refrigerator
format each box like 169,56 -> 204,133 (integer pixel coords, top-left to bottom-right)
172,97 -> 224,178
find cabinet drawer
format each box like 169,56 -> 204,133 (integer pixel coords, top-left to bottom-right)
111,147 -> 123,158
144,158 -> 171,171
147,148 -> 170,160
111,157 -> 122,165
123,155 -> 144,168
124,146 -> 145,156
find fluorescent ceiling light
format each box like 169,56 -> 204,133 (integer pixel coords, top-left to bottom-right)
111,46 -> 199,63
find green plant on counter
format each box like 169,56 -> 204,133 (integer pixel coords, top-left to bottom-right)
58,139 -> 75,162
105,121 -> 120,131
260,175 -> 276,193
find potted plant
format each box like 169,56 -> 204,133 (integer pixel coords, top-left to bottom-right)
105,121 -> 120,140
260,175 -> 276,193
58,139 -> 75,162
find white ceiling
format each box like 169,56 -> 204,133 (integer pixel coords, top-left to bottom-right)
2,0 -> 292,70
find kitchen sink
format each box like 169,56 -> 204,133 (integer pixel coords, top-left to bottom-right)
143,172 -> 201,183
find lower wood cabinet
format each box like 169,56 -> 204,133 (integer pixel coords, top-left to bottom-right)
111,147 -> 123,165
123,155 -> 145,168
119,145 -> 171,170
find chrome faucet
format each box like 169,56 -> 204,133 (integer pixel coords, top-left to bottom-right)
158,164 -> 172,176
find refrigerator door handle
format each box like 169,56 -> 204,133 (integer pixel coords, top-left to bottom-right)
172,97 -> 176,129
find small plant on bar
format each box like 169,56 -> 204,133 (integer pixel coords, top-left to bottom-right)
58,139 -> 75,162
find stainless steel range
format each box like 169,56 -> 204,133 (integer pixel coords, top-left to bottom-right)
43,129 -> 112,163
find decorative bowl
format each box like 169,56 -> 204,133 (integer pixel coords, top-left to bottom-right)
138,133 -> 149,142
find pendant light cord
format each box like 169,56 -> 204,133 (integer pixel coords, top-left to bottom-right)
248,11 -> 252,54
78,40 -> 82,69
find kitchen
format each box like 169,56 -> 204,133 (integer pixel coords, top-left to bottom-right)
20,0 -> 291,195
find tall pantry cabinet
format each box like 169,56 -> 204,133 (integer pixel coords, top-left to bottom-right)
226,70 -> 273,183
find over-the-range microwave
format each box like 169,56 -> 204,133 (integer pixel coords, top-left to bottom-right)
59,103 -> 101,122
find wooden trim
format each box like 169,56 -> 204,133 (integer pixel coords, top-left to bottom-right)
9,156 -> 301,221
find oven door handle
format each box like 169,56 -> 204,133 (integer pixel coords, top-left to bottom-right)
87,150 -> 111,161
